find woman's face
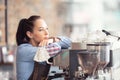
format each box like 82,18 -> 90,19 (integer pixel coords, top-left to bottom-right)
30,18 -> 49,45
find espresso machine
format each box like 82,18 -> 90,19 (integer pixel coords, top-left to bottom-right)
67,42 -> 113,80
49,42 -> 120,80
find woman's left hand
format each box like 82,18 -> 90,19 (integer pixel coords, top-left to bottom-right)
39,39 -> 49,46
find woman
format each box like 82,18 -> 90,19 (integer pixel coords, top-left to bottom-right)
16,15 -> 71,80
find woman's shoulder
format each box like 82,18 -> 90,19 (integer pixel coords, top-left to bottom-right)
19,43 -> 32,47
17,43 -> 38,56
18,43 -> 38,51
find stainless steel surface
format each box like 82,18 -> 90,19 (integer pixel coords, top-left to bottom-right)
77,51 -> 98,76
53,49 -> 69,69
51,45 -> 120,80
87,42 -> 111,69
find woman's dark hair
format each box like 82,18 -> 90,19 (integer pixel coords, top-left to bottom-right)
16,15 -> 41,46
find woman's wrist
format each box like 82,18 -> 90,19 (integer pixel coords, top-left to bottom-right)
49,37 -> 60,43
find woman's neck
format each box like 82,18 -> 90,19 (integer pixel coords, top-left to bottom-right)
29,40 -> 39,47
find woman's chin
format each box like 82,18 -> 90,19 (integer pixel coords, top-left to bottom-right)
44,37 -> 49,39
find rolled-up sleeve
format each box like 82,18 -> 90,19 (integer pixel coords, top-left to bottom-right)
46,43 -> 61,57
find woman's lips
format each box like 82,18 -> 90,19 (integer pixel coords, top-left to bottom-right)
44,36 -> 49,39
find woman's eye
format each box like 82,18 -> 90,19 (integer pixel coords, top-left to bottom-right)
39,29 -> 44,31
39,28 -> 48,31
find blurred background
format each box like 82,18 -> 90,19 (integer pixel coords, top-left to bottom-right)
0,0 -> 120,80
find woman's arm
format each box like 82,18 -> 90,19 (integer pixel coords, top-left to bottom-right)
32,36 -> 71,63
18,36 -> 71,62
45,36 -> 71,57
55,36 -> 71,49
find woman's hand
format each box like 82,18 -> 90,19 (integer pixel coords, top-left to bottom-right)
39,37 -> 60,46
39,39 -> 49,46
49,37 -> 60,43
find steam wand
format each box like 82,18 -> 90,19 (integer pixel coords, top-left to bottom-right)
102,29 -> 120,41
110,34 -> 120,41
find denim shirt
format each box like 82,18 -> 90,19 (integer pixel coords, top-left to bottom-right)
16,36 -> 71,80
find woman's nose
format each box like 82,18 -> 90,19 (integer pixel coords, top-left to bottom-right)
44,29 -> 49,35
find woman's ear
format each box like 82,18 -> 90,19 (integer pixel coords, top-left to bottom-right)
26,31 -> 33,39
